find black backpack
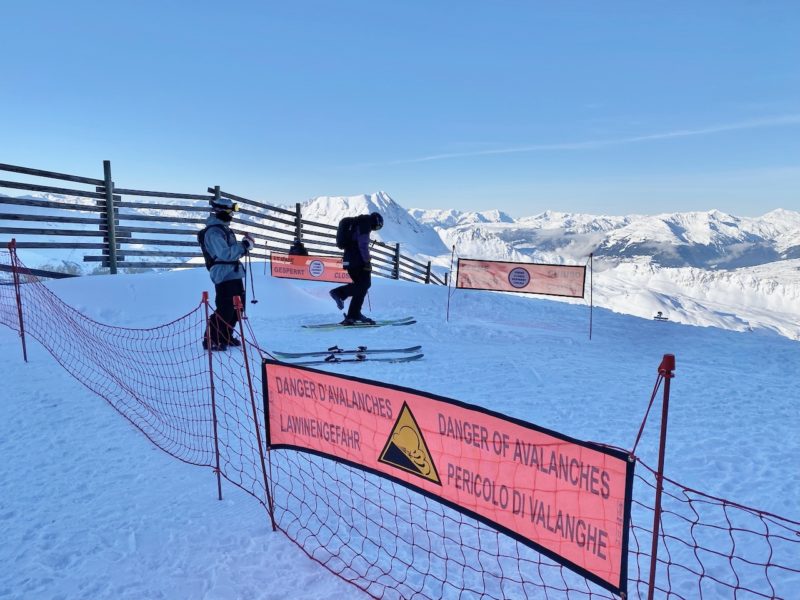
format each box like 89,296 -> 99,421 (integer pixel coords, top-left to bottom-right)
335,217 -> 357,250
197,224 -> 240,271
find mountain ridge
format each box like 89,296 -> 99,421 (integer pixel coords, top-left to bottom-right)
401,202 -> 800,269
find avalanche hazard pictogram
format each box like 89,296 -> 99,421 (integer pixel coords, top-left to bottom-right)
378,402 -> 441,485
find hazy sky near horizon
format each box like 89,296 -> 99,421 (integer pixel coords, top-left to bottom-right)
2,1 -> 799,217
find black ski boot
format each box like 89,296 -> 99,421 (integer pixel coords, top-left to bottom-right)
202,340 -> 229,351
329,290 -> 345,310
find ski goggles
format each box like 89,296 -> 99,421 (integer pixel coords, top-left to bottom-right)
211,200 -> 239,213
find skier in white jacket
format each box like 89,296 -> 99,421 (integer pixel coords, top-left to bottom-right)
199,198 -> 255,350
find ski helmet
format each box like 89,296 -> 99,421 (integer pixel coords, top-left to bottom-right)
370,212 -> 384,230
210,198 -> 238,213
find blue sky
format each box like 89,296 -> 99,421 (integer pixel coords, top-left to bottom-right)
2,1 -> 799,217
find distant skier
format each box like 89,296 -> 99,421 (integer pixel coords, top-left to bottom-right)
198,198 -> 255,350
329,212 -> 384,325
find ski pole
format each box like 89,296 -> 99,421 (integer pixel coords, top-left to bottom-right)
446,245 -> 455,322
247,253 -> 258,304
243,258 -> 248,298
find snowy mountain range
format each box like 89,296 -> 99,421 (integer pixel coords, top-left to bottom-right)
303,191 -> 800,275
302,193 -> 800,340
409,206 -> 800,269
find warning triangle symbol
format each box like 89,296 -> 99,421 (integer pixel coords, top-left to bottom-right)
378,402 -> 441,485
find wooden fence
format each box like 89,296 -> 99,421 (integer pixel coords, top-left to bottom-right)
0,161 -> 445,285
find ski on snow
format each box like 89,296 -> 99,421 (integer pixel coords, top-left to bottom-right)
282,353 -> 424,366
273,344 -> 422,359
301,316 -> 416,330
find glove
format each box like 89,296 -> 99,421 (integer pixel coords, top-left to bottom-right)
242,233 -> 255,252
363,262 -> 372,272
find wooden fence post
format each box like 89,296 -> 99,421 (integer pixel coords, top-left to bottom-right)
425,261 -> 432,284
102,160 -> 117,274
294,203 -> 302,241
393,243 -> 401,279
288,202 -> 308,255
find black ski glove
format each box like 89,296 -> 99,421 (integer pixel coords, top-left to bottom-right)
242,233 -> 255,252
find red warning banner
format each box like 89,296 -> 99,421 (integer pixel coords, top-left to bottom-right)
264,361 -> 633,595
270,252 -> 350,283
456,258 -> 586,298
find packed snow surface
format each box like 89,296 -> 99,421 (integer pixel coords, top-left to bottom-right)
2,266 -> 798,599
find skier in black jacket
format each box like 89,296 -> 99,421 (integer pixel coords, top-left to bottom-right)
329,212 -> 383,325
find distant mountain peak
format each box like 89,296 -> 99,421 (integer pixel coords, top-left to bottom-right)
409,208 -> 515,228
301,192 -> 449,257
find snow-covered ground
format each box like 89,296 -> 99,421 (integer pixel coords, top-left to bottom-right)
2,265 -> 798,598
589,257 -> 800,339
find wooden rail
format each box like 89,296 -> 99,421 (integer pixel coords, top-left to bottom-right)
1,161 -> 445,285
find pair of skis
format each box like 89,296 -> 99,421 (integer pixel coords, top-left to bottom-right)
281,316 -> 421,365
300,316 -> 416,330
273,344 -> 423,366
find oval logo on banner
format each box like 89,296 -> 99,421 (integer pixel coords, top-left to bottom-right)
508,267 -> 531,289
308,260 -> 325,278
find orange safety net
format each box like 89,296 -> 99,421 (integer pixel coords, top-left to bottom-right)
2,248 -> 798,599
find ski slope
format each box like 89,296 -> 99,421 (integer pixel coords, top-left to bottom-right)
2,266 -> 798,599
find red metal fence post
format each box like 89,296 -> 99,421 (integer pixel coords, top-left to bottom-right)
8,239 -> 28,362
234,295 -> 277,531
647,353 -> 676,600
203,292 -> 223,500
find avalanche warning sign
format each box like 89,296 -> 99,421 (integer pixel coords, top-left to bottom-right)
379,402 -> 441,484
263,359 -> 634,596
